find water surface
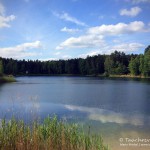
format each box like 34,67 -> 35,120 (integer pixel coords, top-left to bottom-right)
0,76 -> 150,150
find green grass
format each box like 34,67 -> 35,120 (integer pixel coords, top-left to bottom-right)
0,116 -> 109,150
108,74 -> 150,79
0,75 -> 16,83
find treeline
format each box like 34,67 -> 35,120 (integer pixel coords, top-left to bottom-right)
129,45 -> 150,77
0,45 -> 150,77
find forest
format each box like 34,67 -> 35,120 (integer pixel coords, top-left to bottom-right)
0,45 -> 150,77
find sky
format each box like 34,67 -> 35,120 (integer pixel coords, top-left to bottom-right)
0,0 -> 150,60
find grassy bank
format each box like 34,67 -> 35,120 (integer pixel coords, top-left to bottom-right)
0,116 -> 109,150
0,75 -> 16,83
109,74 -> 150,79
16,73 -> 150,79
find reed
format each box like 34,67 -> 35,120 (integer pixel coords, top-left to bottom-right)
0,116 -> 109,150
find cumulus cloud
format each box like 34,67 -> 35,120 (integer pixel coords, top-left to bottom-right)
40,55 -> 72,61
88,21 -> 146,35
79,50 -> 101,58
54,52 -> 61,55
0,41 -> 42,58
61,27 -> 80,33
120,7 -> 142,17
0,15 -> 16,28
65,104 -> 144,126
78,42 -> 144,58
56,21 -> 148,50
0,2 -> 16,28
56,35 -> 105,50
40,58 -> 58,61
109,43 -> 144,53
53,11 -> 87,27
60,55 -> 72,59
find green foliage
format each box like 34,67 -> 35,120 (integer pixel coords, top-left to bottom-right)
143,54 -> 150,76
139,54 -> 144,75
104,56 -> 113,74
128,48 -> 150,77
129,57 -> 140,76
104,51 -> 128,75
0,45 -> 150,77
0,116 -> 109,150
1,55 -> 105,76
0,75 -> 16,83
0,60 -> 4,76
144,45 -> 150,54
143,45 -> 150,76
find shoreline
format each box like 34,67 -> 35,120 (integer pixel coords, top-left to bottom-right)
0,75 -> 16,83
15,74 -> 150,79
108,74 -> 150,79
1,74 -> 149,82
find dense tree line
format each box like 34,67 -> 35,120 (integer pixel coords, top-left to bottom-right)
129,45 -> 150,76
0,45 -> 150,77
0,55 -> 106,76
0,60 -> 3,76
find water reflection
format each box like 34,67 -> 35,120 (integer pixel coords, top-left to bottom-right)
0,77 -> 150,150
64,104 -> 150,126
1,100 -> 150,127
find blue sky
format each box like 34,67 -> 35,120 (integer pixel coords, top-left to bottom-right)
0,0 -> 150,60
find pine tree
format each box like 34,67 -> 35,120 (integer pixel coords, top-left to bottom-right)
143,45 -> 150,76
139,54 -> 144,76
129,57 -> 140,76
0,60 -> 4,76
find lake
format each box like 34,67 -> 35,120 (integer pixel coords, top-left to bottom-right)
0,76 -> 150,150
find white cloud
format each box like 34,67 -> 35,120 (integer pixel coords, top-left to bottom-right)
0,2 -> 16,28
113,39 -> 121,43
56,21 -> 148,50
79,50 -> 101,58
40,58 -> 58,61
40,55 -> 71,61
56,35 -> 105,50
120,7 -> 142,17
78,42 -> 144,57
88,21 -> 146,35
0,41 -> 42,58
53,11 -> 87,27
61,27 -> 80,33
65,104 -> 144,126
109,43 -> 144,53
0,15 -> 16,28
61,55 -> 72,59
54,52 -> 61,55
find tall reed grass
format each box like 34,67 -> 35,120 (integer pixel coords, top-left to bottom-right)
0,116 -> 109,150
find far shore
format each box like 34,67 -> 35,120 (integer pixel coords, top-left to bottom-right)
108,74 -> 150,79
14,74 -> 150,79
0,75 -> 16,83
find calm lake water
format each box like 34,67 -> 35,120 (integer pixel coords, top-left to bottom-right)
0,76 -> 150,150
